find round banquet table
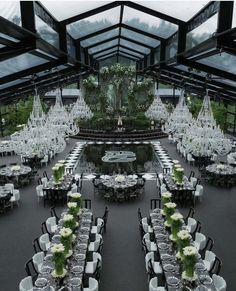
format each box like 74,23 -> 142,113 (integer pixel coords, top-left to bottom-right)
205,163 -> 236,187
0,165 -> 31,187
100,175 -> 137,189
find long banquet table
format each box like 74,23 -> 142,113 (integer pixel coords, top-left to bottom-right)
150,209 -> 216,291
34,208 -> 93,290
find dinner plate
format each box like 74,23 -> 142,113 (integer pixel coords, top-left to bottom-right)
199,275 -> 213,285
166,276 -> 180,286
163,264 -> 175,272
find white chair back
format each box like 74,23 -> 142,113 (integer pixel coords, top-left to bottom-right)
187,217 -> 197,233
195,232 -> 206,250
46,216 -> 57,233
19,276 -> 33,291
39,233 -> 50,251
88,277 -> 98,291
32,252 -> 44,273
213,274 -> 227,291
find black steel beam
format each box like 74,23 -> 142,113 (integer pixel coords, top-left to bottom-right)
120,36 -> 153,49
91,45 -> 118,57
119,44 -> 146,56
97,52 -> 118,61
119,48 -> 143,59
121,23 -> 163,41
217,1 -> 234,33
118,52 -> 138,62
35,1 -> 59,32
20,1 -> 36,33
118,4 -> 124,47
94,48 -> 117,59
85,36 -> 118,50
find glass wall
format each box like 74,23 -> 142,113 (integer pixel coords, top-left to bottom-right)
186,13 -> 218,50
35,15 -> 59,48
0,1 -> 21,26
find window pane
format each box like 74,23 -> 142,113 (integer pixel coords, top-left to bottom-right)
154,47 -> 160,63
121,28 -> 160,47
0,79 -> 26,90
88,39 -> 118,54
67,6 -> 120,39
81,28 -> 119,47
186,13 -> 218,50
197,52 -> 236,74
94,48 -> 118,58
41,1 -> 109,21
166,39 -> 177,59
119,47 -> 144,58
97,53 -> 117,60
0,1 -> 21,26
120,39 -> 150,54
67,35 -> 76,58
119,52 -> 138,60
0,53 -> 48,78
139,1 -> 209,21
35,15 -> 59,48
122,6 -> 178,38
0,44 -> 5,49
175,64 -> 208,77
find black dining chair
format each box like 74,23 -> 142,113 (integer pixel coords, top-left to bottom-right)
25,258 -> 38,279
184,207 -> 195,223
150,198 -> 161,210
50,206 -> 59,223
83,199 -> 92,209
209,256 -> 222,276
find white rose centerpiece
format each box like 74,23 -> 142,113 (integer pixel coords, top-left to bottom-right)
164,202 -> 176,227
11,165 -> 21,172
115,175 -> 125,183
63,214 -> 77,230
59,227 -> 73,258
170,212 -> 183,241
182,246 -> 198,283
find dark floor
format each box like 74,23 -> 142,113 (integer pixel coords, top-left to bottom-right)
0,138 -> 235,291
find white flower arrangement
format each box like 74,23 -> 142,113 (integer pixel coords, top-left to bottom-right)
63,214 -> 74,222
67,202 -> 77,209
69,192 -> 82,199
176,167 -> 184,172
11,165 -> 21,171
183,246 -> 198,257
171,212 -> 183,221
1,140 -> 9,144
164,202 -> 177,209
115,175 -> 125,183
52,166 -> 59,171
177,230 -> 191,240
216,164 -> 225,170
173,160 -> 180,164
162,192 -> 172,199
58,160 -> 66,164
59,227 -> 72,238
51,243 -> 65,254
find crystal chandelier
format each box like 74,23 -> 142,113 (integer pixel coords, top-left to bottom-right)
70,93 -> 93,120
182,90 -> 232,156
145,93 -> 169,122
11,90 -> 66,158
46,88 -> 79,136
164,89 -> 193,138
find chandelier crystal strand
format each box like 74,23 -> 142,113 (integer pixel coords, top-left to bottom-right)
145,93 -> 169,122
182,90 -> 232,157
46,88 -> 79,137
164,89 -> 193,138
70,93 -> 93,120
11,91 -> 66,159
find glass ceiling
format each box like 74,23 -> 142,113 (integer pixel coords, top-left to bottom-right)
97,52 -> 117,61
81,28 -> 119,47
139,1 -> 209,21
67,6 -> 120,39
88,39 -> 118,54
0,53 -> 48,78
94,47 -> 117,58
0,1 -> 21,26
119,52 -> 138,60
197,53 -> 236,75
41,1 -> 109,21
122,6 -> 178,39
121,28 -> 160,47
120,39 -> 150,54
119,48 -> 144,59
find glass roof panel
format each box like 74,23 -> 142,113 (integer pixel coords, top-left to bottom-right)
139,1 -> 209,21
0,79 -> 27,90
197,52 -> 236,74
88,39 -> 118,54
0,1 -> 21,26
67,6 -> 120,39
35,15 -> 59,48
120,39 -> 150,54
119,52 -> 138,60
121,28 -> 160,47
94,47 -> 118,58
232,2 -> 236,28
119,48 -> 144,58
41,1 -> 109,21
97,52 -> 117,61
81,28 -> 119,47
0,44 -> 5,49
0,53 -> 48,78
186,13 -> 218,50
122,6 -> 178,38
